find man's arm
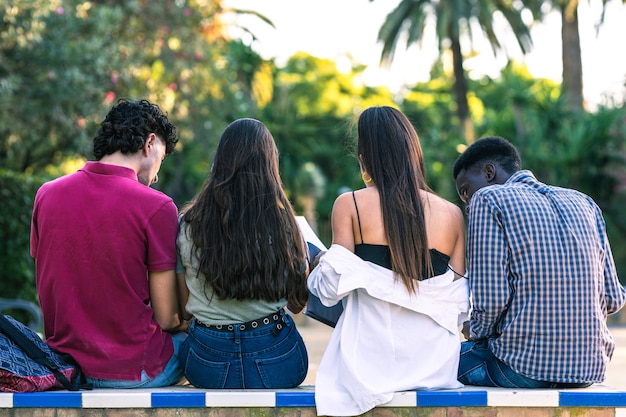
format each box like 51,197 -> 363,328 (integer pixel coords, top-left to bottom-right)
176,272 -> 192,321
146,200 -> 187,331
467,195 -> 512,340
149,269 -> 187,332
594,206 -> 626,315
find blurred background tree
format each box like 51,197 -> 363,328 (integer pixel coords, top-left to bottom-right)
370,0 -> 540,143
546,0 -> 626,112
1,0 -> 625,320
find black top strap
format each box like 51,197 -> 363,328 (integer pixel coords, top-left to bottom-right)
351,191 -> 364,244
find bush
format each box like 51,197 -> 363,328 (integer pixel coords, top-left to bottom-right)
0,170 -> 49,303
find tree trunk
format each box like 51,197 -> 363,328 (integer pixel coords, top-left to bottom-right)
450,34 -> 474,143
561,1 -> 584,112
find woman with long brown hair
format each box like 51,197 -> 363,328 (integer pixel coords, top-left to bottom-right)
177,118 -> 309,389
309,106 -> 469,415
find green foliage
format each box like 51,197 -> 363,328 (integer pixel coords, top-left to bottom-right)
472,63 -> 622,201
1,0 -> 265,206
0,0 -> 126,172
372,0 -> 538,141
401,62 -> 465,202
260,53 -> 396,243
95,2 -> 274,206
0,170 -> 49,302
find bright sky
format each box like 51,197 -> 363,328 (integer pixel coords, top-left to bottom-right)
223,0 -> 626,109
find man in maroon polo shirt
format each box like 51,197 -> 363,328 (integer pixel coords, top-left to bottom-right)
30,99 -> 188,388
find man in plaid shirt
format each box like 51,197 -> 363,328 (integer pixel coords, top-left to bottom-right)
453,136 -> 626,388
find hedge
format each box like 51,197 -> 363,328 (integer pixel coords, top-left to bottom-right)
0,170 -> 48,303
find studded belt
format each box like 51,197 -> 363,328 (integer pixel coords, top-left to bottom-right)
195,310 -> 286,333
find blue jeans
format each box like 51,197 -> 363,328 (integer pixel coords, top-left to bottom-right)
180,311 -> 308,389
86,332 -> 186,388
458,340 -> 592,388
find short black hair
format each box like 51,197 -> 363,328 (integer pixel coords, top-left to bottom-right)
93,99 -> 178,160
453,136 -> 521,179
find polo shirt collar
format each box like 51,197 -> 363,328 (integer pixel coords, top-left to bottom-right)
81,161 -> 138,181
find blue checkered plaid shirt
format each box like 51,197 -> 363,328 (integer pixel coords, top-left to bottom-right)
467,170 -> 626,383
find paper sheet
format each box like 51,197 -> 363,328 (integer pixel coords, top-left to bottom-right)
295,216 -> 327,251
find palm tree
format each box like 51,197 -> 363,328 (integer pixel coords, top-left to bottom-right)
549,0 -> 625,112
557,0 -> 584,111
371,0 -> 540,142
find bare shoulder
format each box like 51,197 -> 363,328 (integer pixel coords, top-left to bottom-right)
424,192 -> 464,224
423,191 -> 465,262
425,193 -> 465,234
331,191 -> 357,249
331,191 -> 357,227
332,190 -> 355,213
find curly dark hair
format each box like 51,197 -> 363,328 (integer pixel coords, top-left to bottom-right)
452,136 -> 521,179
93,99 -> 178,160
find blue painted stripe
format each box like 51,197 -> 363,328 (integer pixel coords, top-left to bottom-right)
275,391 -> 316,407
416,390 -> 488,407
13,392 -> 82,408
559,391 -> 626,407
151,391 -> 206,408
6,389 -> 626,408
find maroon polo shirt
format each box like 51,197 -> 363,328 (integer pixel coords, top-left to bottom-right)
30,161 -> 177,380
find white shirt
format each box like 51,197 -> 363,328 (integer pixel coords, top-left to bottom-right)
308,244 -> 469,416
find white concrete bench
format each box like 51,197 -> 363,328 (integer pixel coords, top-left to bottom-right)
1,384 -> 626,416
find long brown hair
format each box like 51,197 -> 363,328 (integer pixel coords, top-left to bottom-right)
356,106 -> 432,293
180,118 -> 308,310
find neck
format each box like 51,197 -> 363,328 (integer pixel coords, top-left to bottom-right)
99,152 -> 140,175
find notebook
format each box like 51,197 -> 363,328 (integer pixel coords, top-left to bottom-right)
296,216 -> 344,327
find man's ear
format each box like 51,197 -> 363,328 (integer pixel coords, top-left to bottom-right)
484,162 -> 497,182
142,133 -> 156,156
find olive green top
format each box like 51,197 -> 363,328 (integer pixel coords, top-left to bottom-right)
176,222 -> 284,325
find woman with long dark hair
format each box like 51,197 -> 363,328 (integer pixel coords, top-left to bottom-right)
309,106 -> 469,415
177,118 -> 309,389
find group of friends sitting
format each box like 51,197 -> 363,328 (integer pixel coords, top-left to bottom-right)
29,99 -> 626,416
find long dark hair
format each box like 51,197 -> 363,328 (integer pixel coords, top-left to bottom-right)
180,118 -> 308,310
356,106 -> 432,293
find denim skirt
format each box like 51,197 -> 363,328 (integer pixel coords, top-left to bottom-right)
180,310 -> 308,389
